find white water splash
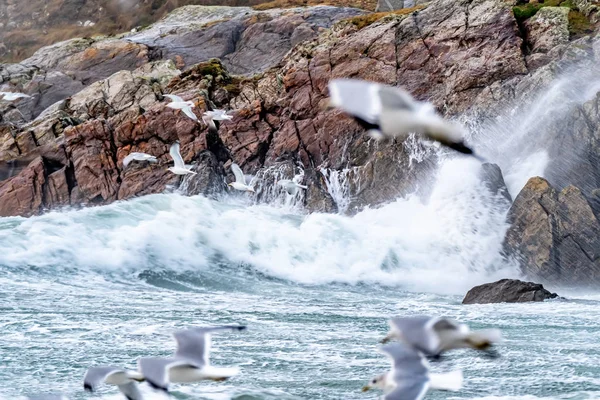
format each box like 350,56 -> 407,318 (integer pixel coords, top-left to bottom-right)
320,167 -> 361,213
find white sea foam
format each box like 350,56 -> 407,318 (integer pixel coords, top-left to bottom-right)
0,156 -> 517,295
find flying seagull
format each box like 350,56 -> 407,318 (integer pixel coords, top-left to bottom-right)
277,179 -> 307,195
138,325 -> 246,392
362,343 -> 463,400
83,366 -> 145,400
381,316 -> 502,356
163,94 -> 198,122
168,141 -> 197,175
229,163 -> 255,193
328,79 -> 481,158
0,91 -> 31,101
202,109 -> 233,133
122,152 -> 158,168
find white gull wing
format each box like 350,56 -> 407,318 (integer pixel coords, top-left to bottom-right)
329,79 -> 383,125
384,380 -> 429,400
231,163 -> 246,185
123,152 -> 157,167
380,344 -> 430,400
181,106 -> 198,121
174,325 -> 246,366
169,142 -> 186,169
163,94 -> 185,103
83,366 -> 144,400
0,91 -> 32,101
389,316 -> 441,355
26,395 -> 69,400
138,357 -> 195,391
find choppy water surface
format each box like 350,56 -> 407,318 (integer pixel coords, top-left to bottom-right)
4,54 -> 600,399
0,166 -> 599,399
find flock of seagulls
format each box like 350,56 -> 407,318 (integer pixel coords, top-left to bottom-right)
24,316 -> 501,400
1,78 -> 481,197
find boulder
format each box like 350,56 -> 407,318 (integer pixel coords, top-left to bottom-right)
504,177 -> 600,286
462,279 -> 559,304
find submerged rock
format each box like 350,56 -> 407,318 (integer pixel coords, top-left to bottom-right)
462,279 -> 559,304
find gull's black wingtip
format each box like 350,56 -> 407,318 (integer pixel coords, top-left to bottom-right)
83,383 -> 93,392
147,380 -> 169,392
236,325 -> 248,331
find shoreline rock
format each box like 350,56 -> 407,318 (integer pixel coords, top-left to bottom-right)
462,279 -> 559,304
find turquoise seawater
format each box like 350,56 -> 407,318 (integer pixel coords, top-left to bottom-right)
0,160 -> 599,399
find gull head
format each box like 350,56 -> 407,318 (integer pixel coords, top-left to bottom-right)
362,374 -> 386,392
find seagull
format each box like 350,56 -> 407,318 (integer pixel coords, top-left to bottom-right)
138,325 -> 246,392
167,141 -> 197,175
202,109 -> 233,132
277,179 -> 307,195
204,109 -> 233,121
362,343 -> 463,400
0,91 -> 31,101
380,316 -> 502,356
229,163 -> 255,193
163,94 -> 198,122
122,152 -> 158,168
83,366 -> 145,400
327,79 -> 482,158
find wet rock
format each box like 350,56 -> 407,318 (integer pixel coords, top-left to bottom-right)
504,177 -> 600,286
304,168 -> 337,213
479,163 -> 512,202
183,150 -> 228,198
524,7 -> 570,54
64,119 -> 120,205
462,279 -> 559,304
0,157 -> 45,217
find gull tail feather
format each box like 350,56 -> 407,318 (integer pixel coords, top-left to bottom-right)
466,328 -> 502,350
429,369 -> 463,391
296,184 -> 308,189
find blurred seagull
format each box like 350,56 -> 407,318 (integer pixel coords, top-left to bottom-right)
277,179 -> 307,195
26,395 -> 69,400
138,325 -> 246,392
202,109 -> 233,133
123,152 -> 158,168
381,316 -> 502,356
163,94 -> 198,122
168,141 -> 197,175
229,163 -> 255,193
362,343 -> 463,400
0,91 -> 31,101
83,366 -> 145,400
327,79 -> 482,159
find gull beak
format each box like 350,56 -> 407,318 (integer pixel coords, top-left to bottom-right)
361,385 -> 371,392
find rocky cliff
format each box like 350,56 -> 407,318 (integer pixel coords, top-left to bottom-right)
1,0 -> 600,285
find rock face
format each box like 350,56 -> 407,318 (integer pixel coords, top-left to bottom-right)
504,177 -> 600,286
462,279 -> 559,304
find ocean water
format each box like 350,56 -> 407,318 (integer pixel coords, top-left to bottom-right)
1,155 -> 600,400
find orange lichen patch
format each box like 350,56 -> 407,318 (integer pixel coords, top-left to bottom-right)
347,5 -> 425,30
82,47 -> 100,60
